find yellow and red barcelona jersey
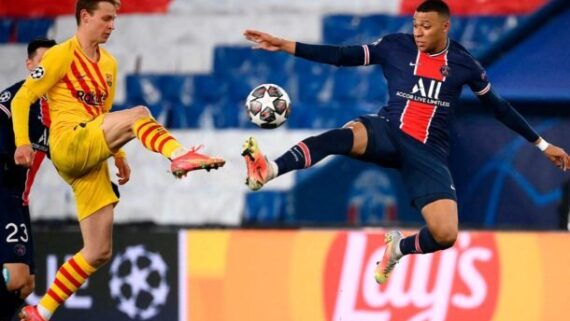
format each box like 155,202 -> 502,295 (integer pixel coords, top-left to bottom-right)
13,35 -> 116,145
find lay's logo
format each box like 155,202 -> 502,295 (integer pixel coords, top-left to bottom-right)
325,232 -> 499,321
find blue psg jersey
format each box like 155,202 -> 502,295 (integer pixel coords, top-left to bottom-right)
363,33 -> 490,154
0,80 -> 49,194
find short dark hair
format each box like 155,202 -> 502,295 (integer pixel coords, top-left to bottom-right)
27,38 -> 57,59
75,0 -> 121,25
416,0 -> 451,18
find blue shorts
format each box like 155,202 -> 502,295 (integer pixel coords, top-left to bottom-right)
0,188 -> 35,274
357,114 -> 457,210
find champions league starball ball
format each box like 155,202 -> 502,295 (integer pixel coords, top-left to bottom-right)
245,83 -> 291,128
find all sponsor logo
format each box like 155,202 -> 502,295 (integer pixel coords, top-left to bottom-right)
325,231 -> 499,321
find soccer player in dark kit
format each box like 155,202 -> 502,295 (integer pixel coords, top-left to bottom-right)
241,0 -> 570,284
1,38 -> 55,321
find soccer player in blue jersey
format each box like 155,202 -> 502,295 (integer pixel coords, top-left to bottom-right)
0,38 -> 55,321
242,0 -> 570,284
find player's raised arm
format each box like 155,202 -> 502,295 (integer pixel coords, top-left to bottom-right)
243,29 -> 373,67
477,88 -> 569,171
12,44 -> 68,167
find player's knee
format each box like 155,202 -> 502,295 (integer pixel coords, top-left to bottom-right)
131,105 -> 152,119
85,247 -> 113,267
432,226 -> 458,248
6,273 -> 30,293
95,248 -> 113,266
343,121 -> 367,155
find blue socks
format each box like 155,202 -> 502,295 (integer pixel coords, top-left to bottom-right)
274,128 -> 353,176
399,226 -> 452,255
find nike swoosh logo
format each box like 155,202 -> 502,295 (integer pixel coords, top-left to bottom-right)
409,62 -> 416,67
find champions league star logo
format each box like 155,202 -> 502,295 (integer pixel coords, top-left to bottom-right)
30,66 -> 45,80
440,65 -> 450,77
0,91 -> 11,103
109,245 -> 170,320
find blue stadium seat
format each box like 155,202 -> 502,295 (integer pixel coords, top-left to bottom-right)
165,102 -> 203,129
363,66 -> 388,103
332,68 -> 367,102
193,99 -> 241,128
288,101 -> 354,129
360,15 -> 410,43
213,46 -> 250,77
293,59 -> 333,103
320,67 -> 387,105
454,17 -> 521,56
323,15 -> 364,45
15,18 -> 54,43
192,74 -> 227,103
125,75 -> 166,117
243,191 -> 288,225
0,20 -> 14,43
324,15 -> 412,45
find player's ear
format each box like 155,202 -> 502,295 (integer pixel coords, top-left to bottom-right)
443,20 -> 450,33
80,9 -> 90,25
25,58 -> 33,71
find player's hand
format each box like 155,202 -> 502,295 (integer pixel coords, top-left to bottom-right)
114,156 -> 131,185
14,144 -> 34,168
244,29 -> 294,53
543,144 -> 570,171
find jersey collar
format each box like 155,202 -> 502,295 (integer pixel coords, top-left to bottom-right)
428,38 -> 450,57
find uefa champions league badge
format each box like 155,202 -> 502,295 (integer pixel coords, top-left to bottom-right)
30,66 -> 45,79
0,91 -> 10,103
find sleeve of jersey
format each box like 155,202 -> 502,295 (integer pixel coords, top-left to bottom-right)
478,89 -> 539,143
12,46 -> 69,147
0,90 -> 11,121
295,42 -> 377,67
468,58 -> 491,96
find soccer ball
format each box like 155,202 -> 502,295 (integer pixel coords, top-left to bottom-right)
245,83 -> 291,128
109,245 -> 170,320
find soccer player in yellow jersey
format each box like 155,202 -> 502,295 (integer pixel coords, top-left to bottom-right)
11,1 -> 225,320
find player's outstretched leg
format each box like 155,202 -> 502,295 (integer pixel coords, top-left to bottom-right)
132,117 -> 225,178
374,230 -> 404,284
242,137 -> 275,191
19,305 -> 46,321
241,128 -> 354,190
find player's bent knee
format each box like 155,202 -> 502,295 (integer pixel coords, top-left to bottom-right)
5,272 -> 30,292
84,248 -> 113,267
432,227 -> 458,248
343,121 -> 368,155
131,105 -> 151,119
96,248 -> 113,266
